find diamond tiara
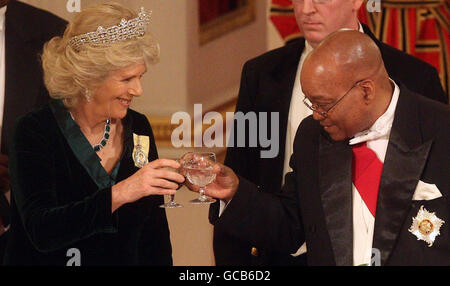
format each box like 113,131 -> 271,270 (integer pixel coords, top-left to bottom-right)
68,7 -> 151,51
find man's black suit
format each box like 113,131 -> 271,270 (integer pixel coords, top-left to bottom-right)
0,0 -> 67,262
212,87 -> 450,266
210,24 -> 448,266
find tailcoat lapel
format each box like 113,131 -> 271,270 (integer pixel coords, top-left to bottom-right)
318,133 -> 353,266
372,88 -> 432,265
316,86 -> 431,266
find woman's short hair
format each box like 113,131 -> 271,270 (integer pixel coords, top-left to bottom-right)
42,2 -> 160,107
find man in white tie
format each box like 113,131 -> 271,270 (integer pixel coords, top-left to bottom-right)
210,0 -> 448,267
199,30 -> 450,266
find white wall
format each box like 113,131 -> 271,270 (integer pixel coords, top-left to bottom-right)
186,0 -> 268,113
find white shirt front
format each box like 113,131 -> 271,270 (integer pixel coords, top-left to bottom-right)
350,80 -> 400,266
0,6 -> 6,149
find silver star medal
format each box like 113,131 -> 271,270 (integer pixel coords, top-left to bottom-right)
408,205 -> 445,247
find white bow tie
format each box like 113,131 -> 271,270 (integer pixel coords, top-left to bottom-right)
349,109 -> 394,145
349,125 -> 391,145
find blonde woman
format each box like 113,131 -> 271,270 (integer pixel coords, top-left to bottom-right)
4,3 -> 184,265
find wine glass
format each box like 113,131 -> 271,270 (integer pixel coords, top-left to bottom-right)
159,161 -> 183,209
182,152 -> 217,204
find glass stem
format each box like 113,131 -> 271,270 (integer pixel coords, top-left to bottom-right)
199,188 -> 206,200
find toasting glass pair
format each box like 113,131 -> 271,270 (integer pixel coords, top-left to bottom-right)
158,152 -> 217,208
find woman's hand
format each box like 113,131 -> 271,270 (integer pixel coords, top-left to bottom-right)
111,159 -> 185,212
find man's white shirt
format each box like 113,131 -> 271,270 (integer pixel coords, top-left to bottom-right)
350,80 -> 399,266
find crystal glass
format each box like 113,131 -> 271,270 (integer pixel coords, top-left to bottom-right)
159,161 -> 183,209
182,152 -> 217,204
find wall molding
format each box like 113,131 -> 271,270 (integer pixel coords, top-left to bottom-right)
147,98 -> 238,163
147,97 -> 237,143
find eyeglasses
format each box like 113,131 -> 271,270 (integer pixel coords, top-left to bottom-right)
303,80 -> 362,118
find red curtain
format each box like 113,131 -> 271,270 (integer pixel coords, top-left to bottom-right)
270,0 -> 450,96
270,0 -> 302,41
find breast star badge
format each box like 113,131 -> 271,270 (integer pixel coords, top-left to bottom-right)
408,206 -> 445,247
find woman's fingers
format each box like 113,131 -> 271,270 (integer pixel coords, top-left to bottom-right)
151,178 -> 180,190
147,158 -> 180,170
153,169 -> 185,183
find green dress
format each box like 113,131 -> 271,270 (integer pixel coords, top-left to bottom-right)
4,100 -> 172,265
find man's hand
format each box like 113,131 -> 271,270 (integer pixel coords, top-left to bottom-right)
0,154 -> 10,194
181,156 -> 240,202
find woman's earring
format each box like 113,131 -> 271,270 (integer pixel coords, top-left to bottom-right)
85,89 -> 92,102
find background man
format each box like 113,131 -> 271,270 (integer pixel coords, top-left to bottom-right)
0,0 -> 67,262
203,30 -> 449,266
210,0 -> 448,266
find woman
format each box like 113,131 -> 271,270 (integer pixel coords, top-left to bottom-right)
3,3 -> 184,265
